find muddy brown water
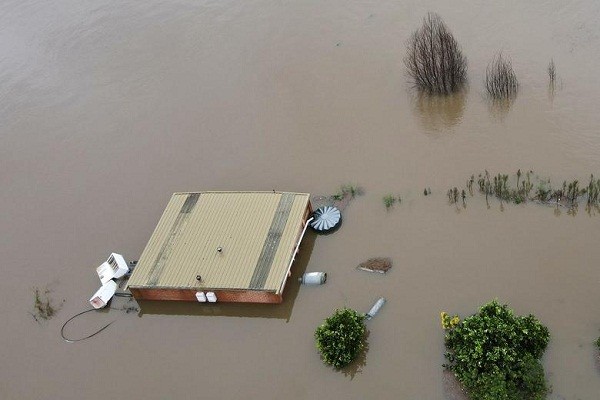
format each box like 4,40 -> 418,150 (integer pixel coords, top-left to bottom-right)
2,1 -> 600,399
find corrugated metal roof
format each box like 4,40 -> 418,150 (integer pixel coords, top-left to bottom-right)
127,191 -> 310,293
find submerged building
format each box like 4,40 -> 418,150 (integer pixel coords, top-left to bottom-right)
127,191 -> 312,303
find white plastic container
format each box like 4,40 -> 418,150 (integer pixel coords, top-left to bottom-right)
195,292 -> 207,302
206,292 -> 217,303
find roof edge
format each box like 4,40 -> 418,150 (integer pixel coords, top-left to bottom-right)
171,191 -> 310,196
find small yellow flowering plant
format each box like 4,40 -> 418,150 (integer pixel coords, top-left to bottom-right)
440,311 -> 460,330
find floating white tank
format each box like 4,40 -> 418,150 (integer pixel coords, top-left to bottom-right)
299,272 -> 327,285
366,297 -> 386,320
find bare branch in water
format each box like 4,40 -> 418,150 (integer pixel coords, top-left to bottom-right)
485,53 -> 518,100
405,13 -> 467,94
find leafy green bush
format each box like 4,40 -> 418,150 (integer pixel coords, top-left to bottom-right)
315,308 -> 366,369
443,300 -> 550,400
596,336 -> 600,350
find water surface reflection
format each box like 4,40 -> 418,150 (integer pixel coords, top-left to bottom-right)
487,96 -> 516,121
413,89 -> 467,132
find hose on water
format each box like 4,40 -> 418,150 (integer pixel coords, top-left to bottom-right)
61,259 -> 138,342
60,306 -> 130,343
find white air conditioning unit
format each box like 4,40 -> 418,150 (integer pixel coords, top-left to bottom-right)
96,253 -> 129,284
90,280 -> 118,309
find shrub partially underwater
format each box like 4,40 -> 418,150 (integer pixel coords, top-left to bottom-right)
405,13 -> 467,94
443,300 -> 550,400
315,308 -> 366,369
30,286 -> 64,322
485,53 -> 518,100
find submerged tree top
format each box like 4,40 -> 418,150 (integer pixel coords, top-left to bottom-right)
405,12 -> 468,95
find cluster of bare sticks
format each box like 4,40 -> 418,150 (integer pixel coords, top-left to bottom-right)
404,13 -> 467,94
485,53 -> 518,99
548,59 -> 556,84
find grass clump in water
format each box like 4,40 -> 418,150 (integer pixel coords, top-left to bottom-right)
331,184 -> 359,201
326,184 -> 362,211
443,300 -> 550,400
456,169 -> 599,213
315,308 -> 366,369
547,59 -> 556,85
447,187 -> 467,208
383,194 -> 398,209
31,286 -> 63,322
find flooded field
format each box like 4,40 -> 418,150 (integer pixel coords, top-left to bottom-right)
2,1 -> 600,399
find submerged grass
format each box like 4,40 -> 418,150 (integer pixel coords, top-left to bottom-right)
31,286 -> 64,322
548,59 -> 556,85
383,194 -> 397,209
447,170 -> 600,213
331,184 -> 360,201
321,184 -> 363,212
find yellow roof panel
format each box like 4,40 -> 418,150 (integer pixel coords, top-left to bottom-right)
127,191 -> 310,293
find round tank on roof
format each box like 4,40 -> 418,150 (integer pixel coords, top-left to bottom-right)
309,206 -> 341,233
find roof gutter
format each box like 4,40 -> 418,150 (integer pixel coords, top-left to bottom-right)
279,217 -> 313,294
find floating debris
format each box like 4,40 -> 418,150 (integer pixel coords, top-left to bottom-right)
89,280 -> 118,309
357,258 -> 392,274
91,252 -> 132,308
96,253 -> 129,284
310,206 -> 342,233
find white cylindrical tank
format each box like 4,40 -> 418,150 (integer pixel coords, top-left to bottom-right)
366,297 -> 386,320
299,272 -> 327,285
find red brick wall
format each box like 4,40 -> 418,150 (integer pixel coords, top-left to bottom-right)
130,288 -> 283,303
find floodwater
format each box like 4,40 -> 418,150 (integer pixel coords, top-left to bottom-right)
2,1 -> 600,399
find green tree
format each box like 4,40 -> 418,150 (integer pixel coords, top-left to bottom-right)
315,308 -> 366,369
444,300 -> 550,400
